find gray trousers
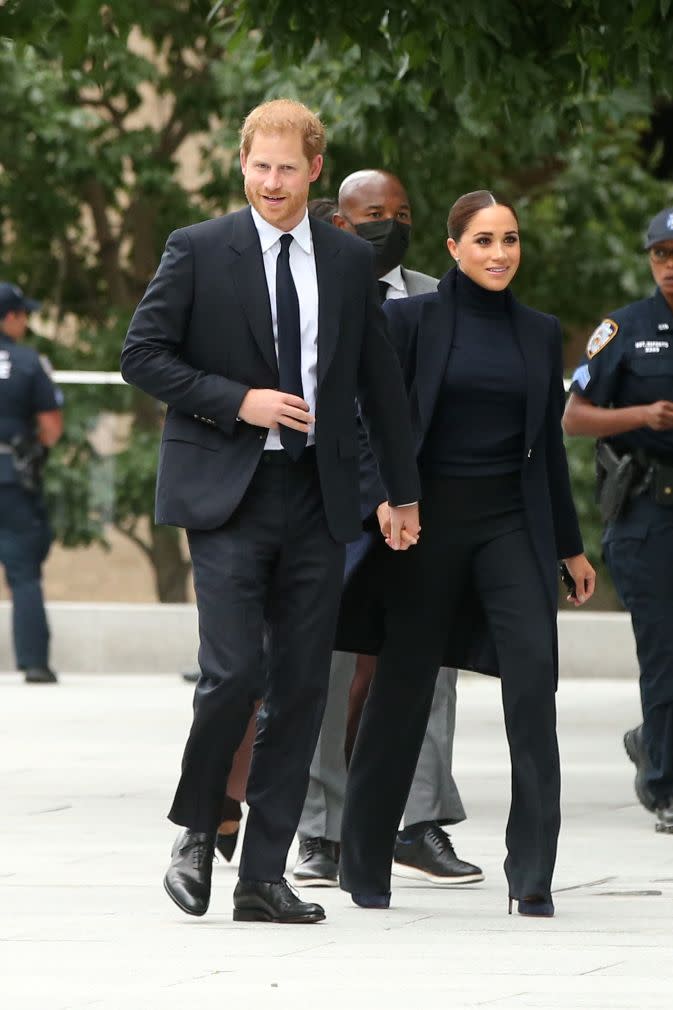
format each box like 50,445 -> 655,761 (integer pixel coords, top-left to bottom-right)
298,651 -> 466,842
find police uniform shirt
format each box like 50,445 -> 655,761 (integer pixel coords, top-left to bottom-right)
0,331 -> 61,485
569,289 -> 673,461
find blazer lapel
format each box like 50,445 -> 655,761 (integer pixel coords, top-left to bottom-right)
510,297 -> 548,455
312,218 -> 342,385
415,271 -> 455,439
228,208 -> 278,377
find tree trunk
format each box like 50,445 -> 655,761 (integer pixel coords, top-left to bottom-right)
149,525 -> 192,602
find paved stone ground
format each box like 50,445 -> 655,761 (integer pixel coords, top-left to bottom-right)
2,673 -> 672,1010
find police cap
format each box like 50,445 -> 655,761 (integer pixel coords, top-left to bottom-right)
0,282 -> 41,319
644,207 -> 673,250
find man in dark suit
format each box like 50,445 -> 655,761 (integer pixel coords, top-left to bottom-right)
120,99 -> 420,924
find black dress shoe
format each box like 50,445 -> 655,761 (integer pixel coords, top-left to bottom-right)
393,822 -> 484,884
624,725 -> 657,812
233,878 -> 326,923
24,666 -> 58,684
293,837 -> 339,887
181,670 -> 200,683
164,829 -> 215,916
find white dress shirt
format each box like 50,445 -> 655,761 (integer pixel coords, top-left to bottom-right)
249,205 -> 318,449
379,264 -> 408,300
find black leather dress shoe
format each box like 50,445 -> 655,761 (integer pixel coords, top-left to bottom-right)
624,725 -> 657,812
164,829 -> 215,916
233,878 -> 326,923
393,823 -> 484,884
24,666 -> 58,684
293,837 -> 339,887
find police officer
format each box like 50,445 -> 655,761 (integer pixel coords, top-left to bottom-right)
563,207 -> 673,833
0,283 -> 63,683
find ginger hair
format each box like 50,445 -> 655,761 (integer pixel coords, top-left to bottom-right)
240,99 -> 326,161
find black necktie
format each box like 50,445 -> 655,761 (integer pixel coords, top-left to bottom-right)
276,233 -> 307,459
378,280 -> 390,304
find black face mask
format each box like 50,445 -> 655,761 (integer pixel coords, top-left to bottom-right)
352,218 -> 411,276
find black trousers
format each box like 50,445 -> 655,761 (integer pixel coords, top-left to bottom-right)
603,495 -> 673,805
340,473 -> 560,900
0,485 -> 52,669
169,450 -> 345,881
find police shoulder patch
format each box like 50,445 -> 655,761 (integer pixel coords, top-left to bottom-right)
38,354 -> 54,377
586,318 -> 619,359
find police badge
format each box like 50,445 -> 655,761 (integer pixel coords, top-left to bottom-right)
586,319 -> 618,359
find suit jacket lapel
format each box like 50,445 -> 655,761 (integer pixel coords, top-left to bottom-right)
510,297 -> 548,455
228,207 -> 278,377
312,218 -> 342,386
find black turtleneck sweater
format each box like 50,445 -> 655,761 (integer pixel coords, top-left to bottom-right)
419,270 -> 526,477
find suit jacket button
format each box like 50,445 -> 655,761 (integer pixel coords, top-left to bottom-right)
527,448 -> 532,459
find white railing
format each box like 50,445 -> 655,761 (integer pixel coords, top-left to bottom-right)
53,371 -> 126,385
54,371 -> 574,391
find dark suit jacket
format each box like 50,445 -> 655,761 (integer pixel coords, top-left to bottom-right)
335,267 -> 583,682
120,207 -> 420,542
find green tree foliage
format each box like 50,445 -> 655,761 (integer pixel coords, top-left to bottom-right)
0,1 -> 671,600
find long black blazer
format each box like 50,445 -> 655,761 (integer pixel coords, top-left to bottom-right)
335,268 -> 584,682
120,207 -> 420,542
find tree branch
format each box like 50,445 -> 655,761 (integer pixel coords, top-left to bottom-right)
155,48 -> 224,160
77,92 -> 127,132
81,178 -> 130,306
113,519 -> 153,560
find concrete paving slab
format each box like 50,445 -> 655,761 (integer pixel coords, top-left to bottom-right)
1,673 -> 672,1009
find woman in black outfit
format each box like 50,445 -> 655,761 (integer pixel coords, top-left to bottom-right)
338,191 -> 595,917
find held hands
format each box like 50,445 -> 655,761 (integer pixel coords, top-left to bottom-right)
238,389 -> 314,432
376,501 -> 421,551
642,400 -> 673,431
563,554 -> 596,606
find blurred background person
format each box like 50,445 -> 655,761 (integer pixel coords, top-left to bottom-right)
563,206 -> 673,835
337,190 -> 595,917
307,197 -> 337,223
0,283 -> 63,684
293,170 -> 482,890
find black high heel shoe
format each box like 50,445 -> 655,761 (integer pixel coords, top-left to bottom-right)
352,891 -> 391,909
216,797 -> 242,863
508,895 -> 555,917
215,828 -> 239,862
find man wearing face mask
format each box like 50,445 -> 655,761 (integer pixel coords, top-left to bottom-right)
334,169 -> 430,300
293,170 -> 483,890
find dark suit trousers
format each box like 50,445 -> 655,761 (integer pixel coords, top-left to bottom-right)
168,450 -> 345,881
340,473 -> 559,900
